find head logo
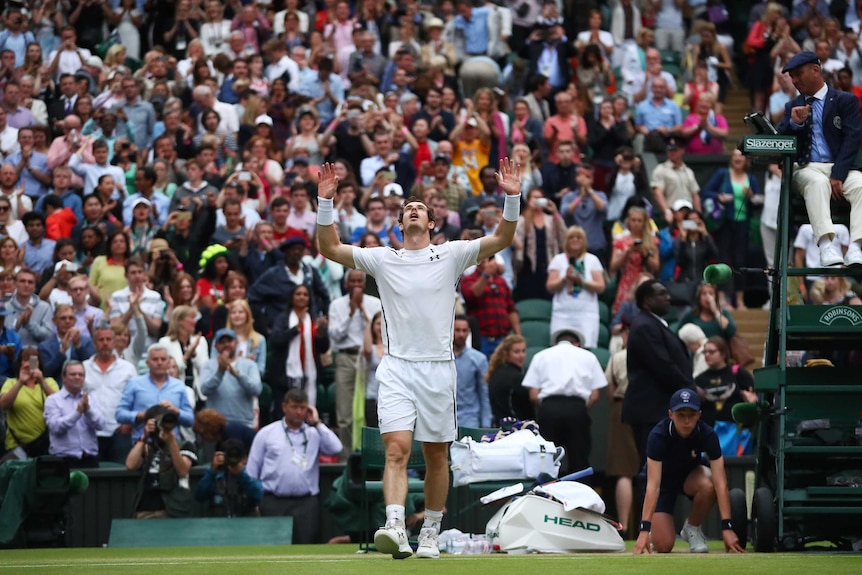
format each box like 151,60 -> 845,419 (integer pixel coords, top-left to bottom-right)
818,306 -> 862,326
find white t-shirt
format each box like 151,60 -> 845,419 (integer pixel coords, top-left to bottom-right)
108,286 -> 165,347
522,341 -> 607,401
47,47 -> 91,76
352,240 -> 480,362
548,252 -> 603,310
216,205 -> 261,229
793,223 -> 850,280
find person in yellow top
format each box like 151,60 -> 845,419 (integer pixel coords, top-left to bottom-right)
450,99 -> 491,196
0,348 -> 59,461
89,230 -> 131,310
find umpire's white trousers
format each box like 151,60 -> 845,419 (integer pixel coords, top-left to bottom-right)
792,162 -> 862,244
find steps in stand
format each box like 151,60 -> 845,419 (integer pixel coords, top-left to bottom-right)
730,308 -> 769,369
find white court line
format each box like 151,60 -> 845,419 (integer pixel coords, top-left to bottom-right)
0,559 -> 360,568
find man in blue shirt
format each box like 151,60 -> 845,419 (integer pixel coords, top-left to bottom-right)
35,167 -> 83,222
453,315 -> 492,428
122,166 -> 170,227
296,57 -> 344,127
633,388 -> 745,555
454,1 -> 490,56
21,212 -> 56,275
0,301 -> 20,378
634,77 -> 682,153
5,127 -> 51,201
115,343 -> 195,442
120,77 -> 156,153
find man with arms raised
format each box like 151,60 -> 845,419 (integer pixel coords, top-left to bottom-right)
316,159 -> 521,559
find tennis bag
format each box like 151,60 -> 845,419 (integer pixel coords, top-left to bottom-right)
450,429 -> 564,487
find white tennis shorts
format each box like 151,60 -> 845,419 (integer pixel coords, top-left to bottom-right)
375,355 -> 457,443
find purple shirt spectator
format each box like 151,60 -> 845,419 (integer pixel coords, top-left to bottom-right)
44,386 -> 105,458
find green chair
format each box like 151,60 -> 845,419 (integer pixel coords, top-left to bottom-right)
598,301 -> 610,325
525,345 -> 546,370
359,427 -> 425,552
258,383 -> 272,422
597,324 -> 610,349
520,320 -> 551,348
588,347 -> 611,370
515,298 -> 552,322
451,426 -> 510,532
602,276 -> 618,307
659,49 -> 680,66
663,306 -> 679,324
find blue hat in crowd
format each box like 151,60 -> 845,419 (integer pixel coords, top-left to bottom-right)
214,328 -> 237,342
782,51 -> 820,74
669,388 -> 701,412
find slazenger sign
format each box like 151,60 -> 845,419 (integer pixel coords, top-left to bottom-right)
743,136 -> 797,154
818,306 -> 862,326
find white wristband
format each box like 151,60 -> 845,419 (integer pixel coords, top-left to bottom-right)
317,196 -> 334,226
502,194 -> 521,222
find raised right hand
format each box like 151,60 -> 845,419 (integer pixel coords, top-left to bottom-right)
317,162 -> 339,200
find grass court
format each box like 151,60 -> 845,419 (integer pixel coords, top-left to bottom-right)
1,542 -> 859,575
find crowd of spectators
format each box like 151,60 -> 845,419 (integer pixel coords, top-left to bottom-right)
0,0 -> 860,539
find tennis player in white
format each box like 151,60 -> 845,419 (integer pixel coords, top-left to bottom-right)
317,159 -> 521,559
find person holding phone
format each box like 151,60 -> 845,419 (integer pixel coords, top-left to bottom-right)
0,348 -> 59,461
246,388 -> 342,543
43,360 -> 105,468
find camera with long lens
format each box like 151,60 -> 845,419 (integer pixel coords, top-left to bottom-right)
157,411 -> 178,432
217,438 -> 246,472
148,412 -> 179,442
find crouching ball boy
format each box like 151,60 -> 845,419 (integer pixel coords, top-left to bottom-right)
633,388 -> 745,554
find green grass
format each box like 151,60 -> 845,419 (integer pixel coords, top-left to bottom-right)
0,543 -> 858,575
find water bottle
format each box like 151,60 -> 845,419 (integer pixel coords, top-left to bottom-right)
855,411 -> 862,444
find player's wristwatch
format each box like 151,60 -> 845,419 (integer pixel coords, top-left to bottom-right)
638,520 -> 651,532
721,519 -> 733,531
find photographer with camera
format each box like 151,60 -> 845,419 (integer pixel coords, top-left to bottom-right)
195,438 -> 262,517
126,403 -> 198,519
247,388 -> 342,543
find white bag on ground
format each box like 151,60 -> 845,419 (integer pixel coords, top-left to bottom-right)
449,429 -> 564,487
486,493 -> 624,553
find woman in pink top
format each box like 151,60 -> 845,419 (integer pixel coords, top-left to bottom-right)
680,93 -> 727,155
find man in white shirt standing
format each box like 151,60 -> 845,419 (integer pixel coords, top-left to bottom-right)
108,258 -> 165,348
522,327 -> 607,479
83,323 -> 138,463
47,27 -> 91,77
263,39 -> 301,87
327,269 -> 381,457
0,107 -> 19,162
317,159 -> 521,559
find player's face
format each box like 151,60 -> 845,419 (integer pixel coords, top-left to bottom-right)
400,201 -> 432,233
668,408 -> 701,437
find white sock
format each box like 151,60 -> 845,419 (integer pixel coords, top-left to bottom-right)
386,505 -> 405,526
422,509 -> 444,532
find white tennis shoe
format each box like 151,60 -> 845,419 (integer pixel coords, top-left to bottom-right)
680,520 -> 709,553
374,521 -> 413,559
416,528 -> 440,559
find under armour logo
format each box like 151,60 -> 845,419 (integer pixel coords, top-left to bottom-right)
430,254 -> 440,261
